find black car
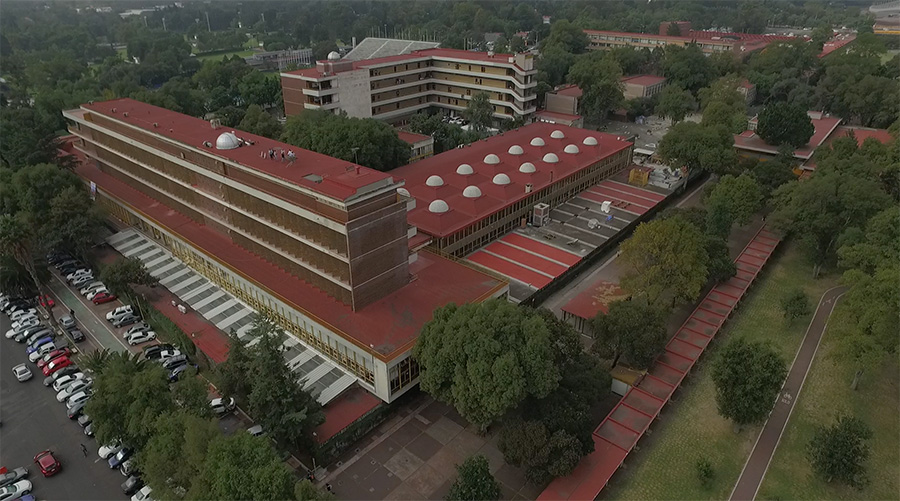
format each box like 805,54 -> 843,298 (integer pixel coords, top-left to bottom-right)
167,364 -> 198,383
44,366 -> 80,386
143,344 -> 174,360
69,328 -> 85,342
122,475 -> 144,495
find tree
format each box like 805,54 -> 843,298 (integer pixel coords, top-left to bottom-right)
591,300 -> 667,369
704,174 -> 763,238
566,52 -> 623,121
662,44 -> 715,94
282,110 -> 410,171
217,331 -> 254,403
238,104 -> 283,139
43,186 -> 104,259
139,411 -> 220,499
0,214 -> 57,329
414,299 -> 561,431
696,457 -> 714,488
711,339 -> 786,428
781,287 -> 811,323
667,23 -> 683,36
654,86 -> 695,124
0,107 -> 63,170
699,75 -> 748,133
499,420 -> 582,484
808,415 -> 872,489
756,103 -> 815,148
658,122 -> 737,175
705,236 -> 736,283
619,217 -> 708,306
810,25 -> 834,50
463,92 -> 494,133
191,432 -> 296,500
446,455 -> 500,501
540,20 -> 588,54
749,146 -> 796,199
407,112 -> 483,154
100,256 -> 159,297
295,479 -> 335,501
239,71 -> 281,109
537,46 -> 577,88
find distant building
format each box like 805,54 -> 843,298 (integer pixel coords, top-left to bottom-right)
738,79 -> 756,104
537,84 -> 583,127
396,130 -> 435,162
343,38 -> 441,61
533,109 -> 583,128
244,48 -> 313,71
620,75 -> 667,100
585,23 -> 796,57
281,48 -> 538,126
658,21 -> 691,36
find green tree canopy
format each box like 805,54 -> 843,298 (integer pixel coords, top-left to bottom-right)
540,20 -> 588,54
654,86 -> 695,124
619,217 -> 708,306
781,287 -> 811,323
807,415 -> 872,489
446,455 -> 500,501
658,122 -> 737,175
499,419 -> 582,484
704,173 -> 763,238
139,411 -> 220,499
463,92 -> 494,133
591,300 -> 667,369
414,299 -> 561,431
662,44 -> 715,94
191,432 -> 296,500
281,110 -> 410,171
566,52 -> 623,121
238,104 -> 283,139
100,256 -> 159,297
756,103 -> 815,148
711,338 -> 786,427
748,146 -> 797,199
43,185 -> 104,259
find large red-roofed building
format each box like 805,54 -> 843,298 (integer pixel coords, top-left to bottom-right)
63,98 -> 507,402
390,122 -> 634,256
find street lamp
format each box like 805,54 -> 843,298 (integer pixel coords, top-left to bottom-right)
350,147 -> 360,165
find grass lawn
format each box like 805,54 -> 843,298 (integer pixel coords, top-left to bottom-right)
605,242 -> 837,500
757,306 -> 899,500
116,47 -> 128,61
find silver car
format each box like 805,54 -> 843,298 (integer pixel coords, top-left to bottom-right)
12,364 -> 32,382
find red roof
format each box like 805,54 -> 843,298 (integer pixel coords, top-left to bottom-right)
314,386 -> 381,444
584,29 -> 794,53
830,125 -> 893,146
396,130 -> 432,145
534,109 -> 582,121
734,112 -> 842,160
554,84 -> 583,98
561,280 -> 628,320
620,74 -> 667,87
73,161 -> 507,360
391,123 -> 633,238
79,99 -> 391,203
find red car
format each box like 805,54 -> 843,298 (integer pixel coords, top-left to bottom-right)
92,292 -> 117,304
34,450 -> 61,476
37,348 -> 72,369
42,356 -> 73,376
40,295 -> 55,308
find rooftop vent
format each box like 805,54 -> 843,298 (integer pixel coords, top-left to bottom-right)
428,199 -> 449,213
564,144 -> 580,154
583,137 -> 599,146
484,153 -> 501,165
426,175 -> 444,187
542,153 -> 559,164
397,188 -> 410,197
519,162 -> 536,173
550,130 -> 566,139
492,173 -> 511,185
215,131 -> 242,150
303,174 -> 324,184
463,186 -> 482,198
508,145 -> 524,155
530,137 -> 545,147
456,164 -> 474,175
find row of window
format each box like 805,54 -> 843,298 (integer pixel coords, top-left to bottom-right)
388,356 -> 420,395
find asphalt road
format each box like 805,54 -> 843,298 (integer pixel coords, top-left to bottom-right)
0,314 -> 126,500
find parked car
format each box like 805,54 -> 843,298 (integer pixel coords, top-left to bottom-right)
98,443 -> 123,460
65,391 -> 92,410
38,296 -> 55,309
69,328 -> 85,342
79,282 -> 104,295
247,425 -> 265,437
77,414 -> 92,428
120,459 -> 136,477
108,448 -> 133,469
67,401 -> 87,419
209,397 -> 235,416
142,344 -> 174,360
59,315 -> 76,331
156,349 -> 182,362
15,327 -> 49,343
0,479 -> 32,501
43,356 -> 74,376
86,288 -> 109,301
161,354 -> 188,370
106,305 -> 134,321
44,366 -> 80,386
33,346 -> 72,365
126,331 -> 155,346
6,318 -> 40,338
72,276 -> 96,289
167,364 -> 196,383
10,309 -> 37,322
65,269 -> 92,281
130,485 -> 153,501
112,313 -> 141,328
0,468 -> 28,488
122,475 -> 144,496
33,450 -> 61,477
53,372 -> 86,392
56,379 -> 93,402
12,364 -> 32,382
92,292 -> 117,305
84,422 -> 94,437
26,341 -> 56,361
123,323 -> 151,339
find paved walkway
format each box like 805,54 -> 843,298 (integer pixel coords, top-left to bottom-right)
46,272 -> 132,354
729,286 -> 848,501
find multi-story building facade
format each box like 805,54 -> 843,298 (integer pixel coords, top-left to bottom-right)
281,48 -> 538,125
63,98 -> 507,402
584,28 -> 794,57
621,75 -> 667,100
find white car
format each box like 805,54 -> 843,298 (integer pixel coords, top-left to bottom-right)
28,343 -> 58,363
80,281 -> 105,295
123,323 -> 151,339
52,372 -> 86,392
98,443 -> 123,459
131,485 -> 153,501
12,363 -> 32,382
66,390 -> 92,410
11,317 -> 39,332
209,397 -> 235,416
106,305 -> 134,321
9,308 -> 37,322
126,331 -> 156,346
0,479 -> 32,500
57,379 -> 93,402
87,287 -> 109,301
66,269 -> 92,280
157,349 -> 181,361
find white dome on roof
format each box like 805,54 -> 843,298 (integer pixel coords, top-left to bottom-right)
463,186 -> 482,198
397,188 -> 410,197
530,137 -> 545,147
508,145 -> 524,155
583,136 -> 599,146
550,130 -> 566,139
542,153 -> 559,164
428,200 -> 449,213
456,163 -> 474,175
327,51 -> 341,61
519,162 -> 536,173
492,173 -> 511,185
484,154 -> 501,165
215,131 -> 241,150
564,144 -> 580,154
426,175 -> 444,187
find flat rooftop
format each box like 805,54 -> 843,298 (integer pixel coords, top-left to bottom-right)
620,74 -> 667,87
396,130 -> 433,145
734,112 -> 842,160
561,279 -> 628,321
390,122 -> 633,239
74,160 -> 507,360
77,99 -> 392,203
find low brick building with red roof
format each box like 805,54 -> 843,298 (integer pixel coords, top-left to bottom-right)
620,74 -> 667,100
395,129 -> 434,163
63,98 -> 507,403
